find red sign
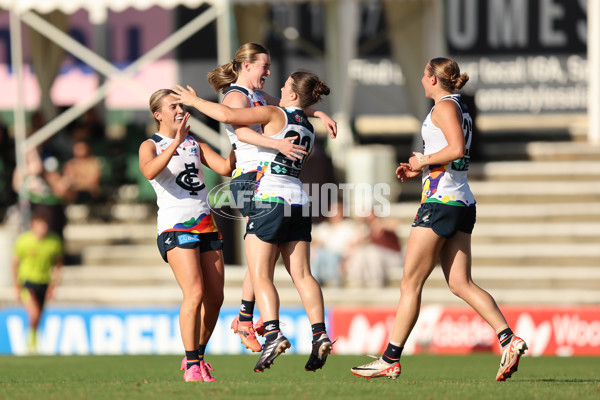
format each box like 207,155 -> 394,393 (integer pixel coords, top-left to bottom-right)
330,306 -> 600,356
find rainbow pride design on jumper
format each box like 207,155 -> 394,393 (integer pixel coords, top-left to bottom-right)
421,164 -> 447,204
422,164 -> 472,207
165,213 -> 219,233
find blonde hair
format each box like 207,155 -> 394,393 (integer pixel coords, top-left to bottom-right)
207,42 -> 270,94
289,71 -> 330,109
427,57 -> 469,92
149,89 -> 175,131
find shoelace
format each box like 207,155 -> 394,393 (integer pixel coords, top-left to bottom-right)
312,338 -> 336,358
363,355 -> 385,367
200,362 -> 214,379
312,335 -> 336,346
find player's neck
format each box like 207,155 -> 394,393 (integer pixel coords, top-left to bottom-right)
158,129 -> 175,139
279,99 -> 301,109
433,90 -> 454,103
234,77 -> 255,91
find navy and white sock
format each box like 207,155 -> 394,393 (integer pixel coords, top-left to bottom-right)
198,344 -> 206,361
382,342 -> 403,364
239,300 -> 255,322
311,322 -> 327,343
263,320 -> 280,343
185,349 -> 200,369
497,328 -> 514,348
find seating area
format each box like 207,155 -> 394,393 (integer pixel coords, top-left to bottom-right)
1,130 -> 599,308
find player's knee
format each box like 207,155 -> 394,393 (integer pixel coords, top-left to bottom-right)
400,278 -> 423,295
205,290 -> 224,308
290,267 -> 311,282
183,286 -> 204,306
447,280 -> 470,298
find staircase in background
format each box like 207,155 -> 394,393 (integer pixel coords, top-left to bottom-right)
1,135 -> 599,307
389,136 -> 600,305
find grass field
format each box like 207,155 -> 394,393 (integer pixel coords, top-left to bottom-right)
1,354 -> 599,400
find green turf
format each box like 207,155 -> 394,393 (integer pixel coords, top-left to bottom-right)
0,354 -> 598,400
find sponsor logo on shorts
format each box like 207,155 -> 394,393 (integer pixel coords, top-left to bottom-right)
421,208 -> 432,223
177,234 -> 200,245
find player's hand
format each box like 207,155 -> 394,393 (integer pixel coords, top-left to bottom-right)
172,84 -> 199,107
277,136 -> 306,160
396,163 -> 421,182
315,112 -> 337,139
409,152 -> 425,171
174,112 -> 191,146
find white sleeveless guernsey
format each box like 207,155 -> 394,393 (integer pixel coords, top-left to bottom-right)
420,94 -> 475,207
223,84 -> 267,178
147,133 -> 218,234
254,107 -> 314,206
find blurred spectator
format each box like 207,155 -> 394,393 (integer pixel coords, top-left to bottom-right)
71,108 -> 107,156
81,107 -> 105,141
311,201 -> 359,287
62,139 -> 103,204
12,147 -> 70,240
344,213 -> 403,288
30,110 -> 71,163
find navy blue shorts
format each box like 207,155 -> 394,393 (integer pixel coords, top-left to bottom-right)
412,202 -> 476,239
157,231 -> 223,263
246,201 -> 311,244
229,171 -> 258,217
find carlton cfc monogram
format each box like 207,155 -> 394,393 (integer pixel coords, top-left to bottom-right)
176,162 -> 205,195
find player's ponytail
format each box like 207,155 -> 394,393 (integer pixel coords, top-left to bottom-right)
207,42 -> 270,94
207,62 -> 239,94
